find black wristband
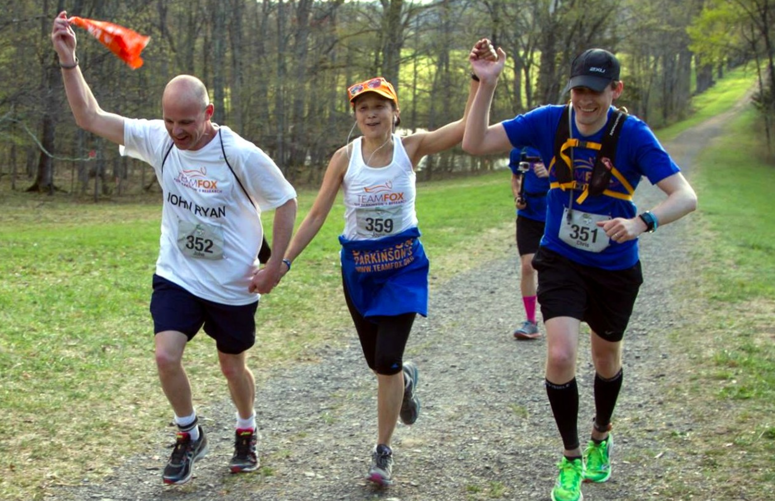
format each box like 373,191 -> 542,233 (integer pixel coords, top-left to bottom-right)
470,73 -> 480,82
59,57 -> 79,70
282,259 -> 292,271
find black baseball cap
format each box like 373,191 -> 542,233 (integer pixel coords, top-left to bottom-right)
566,49 -> 620,92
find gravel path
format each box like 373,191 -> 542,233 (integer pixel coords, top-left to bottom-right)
52,103 -> 741,501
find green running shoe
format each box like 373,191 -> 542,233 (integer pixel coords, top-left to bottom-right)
583,434 -> 613,483
551,456 -> 584,501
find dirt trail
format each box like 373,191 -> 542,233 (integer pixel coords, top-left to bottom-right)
52,100 -> 743,501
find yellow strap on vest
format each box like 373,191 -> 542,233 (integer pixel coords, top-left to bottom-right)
550,181 -> 576,190
576,167 -> 634,202
576,187 -> 630,203
558,138 -> 602,177
601,189 -> 634,201
549,168 -> 635,203
610,168 -> 635,195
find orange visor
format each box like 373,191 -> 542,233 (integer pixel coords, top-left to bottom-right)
347,77 -> 398,108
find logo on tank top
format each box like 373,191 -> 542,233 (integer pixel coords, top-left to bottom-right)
364,181 -> 393,193
174,167 -> 223,194
359,180 -> 405,206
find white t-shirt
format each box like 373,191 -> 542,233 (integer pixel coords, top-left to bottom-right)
342,135 -> 418,240
121,119 -> 296,305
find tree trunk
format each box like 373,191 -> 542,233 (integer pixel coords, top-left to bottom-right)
661,53 -> 677,124
380,0 -> 404,88
29,0 -> 68,194
275,0 -> 288,175
535,7 -> 559,106
675,48 -> 693,116
696,56 -> 715,94
288,0 -> 313,175
228,0 -> 244,133
512,59 -> 523,113
210,0 -> 226,125
10,139 -> 17,191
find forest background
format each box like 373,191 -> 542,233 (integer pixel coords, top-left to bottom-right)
1,0 -> 774,199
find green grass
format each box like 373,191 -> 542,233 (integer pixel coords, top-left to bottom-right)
690,107 -> 775,404
690,109 -> 775,303
660,106 -> 775,499
0,170 -> 516,500
657,63 -> 759,143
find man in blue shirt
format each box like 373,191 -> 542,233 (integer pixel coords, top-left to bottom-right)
509,147 -> 549,339
464,47 -> 697,501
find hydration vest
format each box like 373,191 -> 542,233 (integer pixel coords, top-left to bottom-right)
548,104 -> 634,204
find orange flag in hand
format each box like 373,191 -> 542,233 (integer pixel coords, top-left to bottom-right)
69,16 -> 150,69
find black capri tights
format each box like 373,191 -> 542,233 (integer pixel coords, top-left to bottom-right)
342,278 -> 416,375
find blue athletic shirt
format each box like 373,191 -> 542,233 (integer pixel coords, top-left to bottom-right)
502,105 -> 680,270
508,147 -> 549,222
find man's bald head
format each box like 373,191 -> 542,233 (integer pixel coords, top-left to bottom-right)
161,75 -> 215,151
162,75 -> 210,111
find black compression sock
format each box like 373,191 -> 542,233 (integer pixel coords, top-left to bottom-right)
593,369 -> 623,433
546,378 -> 580,451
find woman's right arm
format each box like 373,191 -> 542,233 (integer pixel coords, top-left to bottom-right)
282,147 -> 349,267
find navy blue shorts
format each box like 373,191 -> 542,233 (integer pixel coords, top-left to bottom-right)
149,274 -> 258,354
531,247 -> 643,342
516,215 -> 546,256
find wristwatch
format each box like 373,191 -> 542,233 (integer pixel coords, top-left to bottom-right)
638,211 -> 658,232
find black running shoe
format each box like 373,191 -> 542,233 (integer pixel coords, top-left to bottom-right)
399,361 -> 421,425
366,443 -> 394,486
162,426 -> 208,485
229,428 -> 259,473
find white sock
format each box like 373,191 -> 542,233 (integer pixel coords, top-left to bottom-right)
236,411 -> 256,431
174,411 -> 200,441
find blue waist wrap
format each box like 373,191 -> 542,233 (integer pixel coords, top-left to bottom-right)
339,227 -> 429,318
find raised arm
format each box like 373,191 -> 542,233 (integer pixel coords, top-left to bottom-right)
462,40 -> 512,156
401,77 -> 479,165
281,147 -> 349,269
51,11 -> 125,145
401,39 -> 499,165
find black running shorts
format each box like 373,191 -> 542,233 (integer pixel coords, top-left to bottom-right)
531,247 -> 643,342
150,274 -> 258,354
516,215 -> 546,257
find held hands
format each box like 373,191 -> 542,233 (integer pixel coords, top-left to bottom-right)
469,38 -> 506,83
249,262 -> 284,294
51,11 -> 78,64
597,216 -> 649,244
